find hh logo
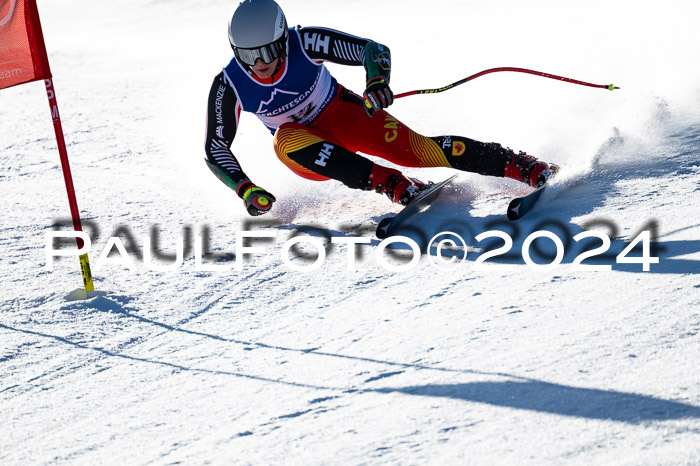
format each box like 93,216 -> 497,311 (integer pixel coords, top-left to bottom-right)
384,114 -> 399,142
303,33 -> 330,54
452,141 -> 466,156
316,143 -> 334,167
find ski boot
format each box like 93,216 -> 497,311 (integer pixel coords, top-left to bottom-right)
367,164 -> 427,205
385,173 -> 427,205
504,151 -> 559,188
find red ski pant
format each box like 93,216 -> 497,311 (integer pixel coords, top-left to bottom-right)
272,87 -> 454,183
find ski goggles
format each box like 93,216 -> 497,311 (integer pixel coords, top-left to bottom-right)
234,39 -> 287,66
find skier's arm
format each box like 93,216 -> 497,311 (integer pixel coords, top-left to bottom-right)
297,26 -> 393,116
298,26 -> 391,81
204,72 -> 275,216
361,40 -> 393,116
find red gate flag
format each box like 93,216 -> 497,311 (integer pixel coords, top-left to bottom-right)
0,0 -> 51,90
1,0 -> 94,293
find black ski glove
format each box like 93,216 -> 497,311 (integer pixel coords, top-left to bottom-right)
242,185 -> 276,216
363,76 -> 394,117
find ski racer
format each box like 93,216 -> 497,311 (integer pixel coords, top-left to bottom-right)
204,0 -> 559,216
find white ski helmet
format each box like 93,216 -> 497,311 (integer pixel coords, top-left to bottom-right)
228,0 -> 289,66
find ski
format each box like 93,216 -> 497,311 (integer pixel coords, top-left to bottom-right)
507,184 -> 548,221
376,174 -> 458,239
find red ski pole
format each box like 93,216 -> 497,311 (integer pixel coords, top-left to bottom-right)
395,67 -> 619,99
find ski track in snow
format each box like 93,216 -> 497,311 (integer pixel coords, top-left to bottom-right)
2,0 -> 700,464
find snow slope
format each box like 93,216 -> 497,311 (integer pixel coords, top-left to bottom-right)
1,0 -> 699,464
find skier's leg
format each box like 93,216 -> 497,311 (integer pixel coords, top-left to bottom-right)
311,90 -> 498,171
313,88 -> 557,187
273,122 -> 371,187
427,136 -> 559,187
272,122 -> 424,204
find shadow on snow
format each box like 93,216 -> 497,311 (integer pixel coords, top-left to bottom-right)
371,381 -> 700,424
3,304 -> 700,425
